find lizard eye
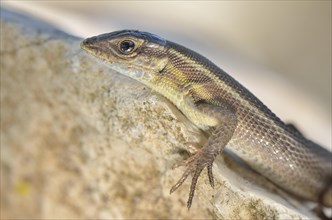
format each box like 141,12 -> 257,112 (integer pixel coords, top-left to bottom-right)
119,40 -> 136,54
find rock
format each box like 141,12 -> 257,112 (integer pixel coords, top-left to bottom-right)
0,7 -> 317,219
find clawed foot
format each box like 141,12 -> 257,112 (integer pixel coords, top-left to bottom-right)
170,151 -> 215,209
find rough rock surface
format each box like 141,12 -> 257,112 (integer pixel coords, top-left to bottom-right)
1,8 -> 318,219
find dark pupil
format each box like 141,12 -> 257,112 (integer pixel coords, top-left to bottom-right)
120,40 -> 135,53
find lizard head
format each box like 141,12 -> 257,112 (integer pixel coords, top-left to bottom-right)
81,30 -> 169,86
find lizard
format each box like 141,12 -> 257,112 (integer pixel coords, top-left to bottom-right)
80,30 -> 332,210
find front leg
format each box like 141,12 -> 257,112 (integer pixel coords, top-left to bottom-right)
170,103 -> 237,209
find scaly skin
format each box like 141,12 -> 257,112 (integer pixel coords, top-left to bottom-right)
81,30 -> 332,209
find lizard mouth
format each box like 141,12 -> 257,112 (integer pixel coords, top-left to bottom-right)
80,38 -> 98,54
80,37 -> 119,65
80,40 -> 105,60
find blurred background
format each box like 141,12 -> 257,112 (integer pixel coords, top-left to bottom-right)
2,1 -> 331,147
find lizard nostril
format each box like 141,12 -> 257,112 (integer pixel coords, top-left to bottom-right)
81,37 -> 98,50
82,37 -> 97,46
